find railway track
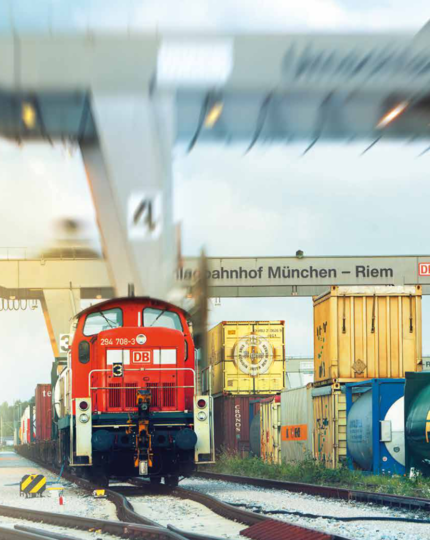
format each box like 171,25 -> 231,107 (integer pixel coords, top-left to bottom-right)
10,449 -> 347,540
195,471 -> 430,512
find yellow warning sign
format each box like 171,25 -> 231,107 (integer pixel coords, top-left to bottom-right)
20,474 -> 46,498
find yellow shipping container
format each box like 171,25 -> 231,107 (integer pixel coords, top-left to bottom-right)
313,286 -> 422,385
260,396 -> 281,464
312,383 -> 347,468
202,321 -> 285,396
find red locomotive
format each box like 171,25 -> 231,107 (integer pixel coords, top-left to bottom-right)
52,296 -> 214,486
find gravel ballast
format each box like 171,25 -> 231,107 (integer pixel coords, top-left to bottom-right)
181,477 -> 430,540
131,495 -> 244,539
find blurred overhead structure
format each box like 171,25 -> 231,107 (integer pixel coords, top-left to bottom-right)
2,30 -> 430,146
1,27 -> 430,352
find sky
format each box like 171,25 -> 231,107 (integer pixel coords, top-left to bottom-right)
2,0 -> 430,33
1,0 -> 430,403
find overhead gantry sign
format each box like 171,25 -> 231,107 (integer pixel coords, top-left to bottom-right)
177,255 -> 430,297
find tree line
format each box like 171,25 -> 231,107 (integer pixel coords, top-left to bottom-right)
0,400 -> 31,438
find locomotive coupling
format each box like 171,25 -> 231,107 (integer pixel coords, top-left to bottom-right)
135,389 -> 153,474
137,389 -> 151,417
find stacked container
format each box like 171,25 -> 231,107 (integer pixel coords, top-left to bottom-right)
260,395 -> 281,464
280,384 -> 313,463
203,321 -> 285,455
35,384 -> 52,441
312,285 -> 422,468
213,395 -> 256,455
20,406 -> 34,444
312,383 -> 347,467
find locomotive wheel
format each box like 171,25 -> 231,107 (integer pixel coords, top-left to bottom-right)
165,476 -> 179,488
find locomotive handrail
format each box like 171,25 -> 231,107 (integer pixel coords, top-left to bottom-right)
88,367 -> 197,395
90,386 -> 194,390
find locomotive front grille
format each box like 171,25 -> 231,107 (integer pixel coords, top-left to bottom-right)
108,382 -> 138,409
125,382 -> 138,408
109,383 -> 121,408
163,383 -> 175,408
148,384 -> 160,408
147,383 -> 176,409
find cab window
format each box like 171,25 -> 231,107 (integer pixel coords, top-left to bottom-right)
143,307 -> 183,331
83,308 -> 123,336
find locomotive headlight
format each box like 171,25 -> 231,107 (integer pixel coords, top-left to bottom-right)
79,413 -> 90,424
197,411 -> 207,421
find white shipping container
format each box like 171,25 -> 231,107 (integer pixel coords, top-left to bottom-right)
280,384 -> 313,462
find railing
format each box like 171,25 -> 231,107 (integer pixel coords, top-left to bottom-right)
88,367 -> 196,411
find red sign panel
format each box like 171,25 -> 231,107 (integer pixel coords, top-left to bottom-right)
132,350 -> 151,363
281,424 -> 308,442
419,263 -> 430,276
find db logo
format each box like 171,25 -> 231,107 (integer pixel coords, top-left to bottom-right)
133,351 -> 151,363
418,263 -> 430,277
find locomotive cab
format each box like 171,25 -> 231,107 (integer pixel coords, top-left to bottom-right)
55,297 -> 214,486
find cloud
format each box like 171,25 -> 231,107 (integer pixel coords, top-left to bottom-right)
175,142 -> 430,257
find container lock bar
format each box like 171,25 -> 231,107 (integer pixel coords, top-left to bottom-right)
409,295 -> 413,333
371,295 -> 376,334
342,296 -> 346,334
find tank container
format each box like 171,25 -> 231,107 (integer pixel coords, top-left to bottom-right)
404,371 -> 430,476
203,321 -> 285,396
280,385 -> 313,463
312,383 -> 347,468
313,286 -> 422,386
346,379 -> 405,475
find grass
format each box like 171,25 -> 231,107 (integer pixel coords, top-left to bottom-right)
206,453 -> 430,499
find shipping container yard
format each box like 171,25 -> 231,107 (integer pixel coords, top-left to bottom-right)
14,292 -> 430,478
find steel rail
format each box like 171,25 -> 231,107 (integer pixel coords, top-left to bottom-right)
14,449 -> 347,539
0,525 -> 57,540
194,471 -> 430,512
0,502 -> 186,540
124,479 -> 348,539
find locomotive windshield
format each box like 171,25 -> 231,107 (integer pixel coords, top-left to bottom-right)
83,308 -> 123,336
143,307 -> 183,331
